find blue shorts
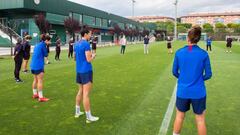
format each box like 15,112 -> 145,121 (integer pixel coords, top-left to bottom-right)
76,71 -> 93,85
176,96 -> 206,115
31,69 -> 44,75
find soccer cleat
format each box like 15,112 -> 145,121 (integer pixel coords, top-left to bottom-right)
74,112 -> 84,118
23,70 -> 29,73
32,94 -> 39,99
16,79 -> 23,83
38,97 -> 49,102
86,116 -> 99,123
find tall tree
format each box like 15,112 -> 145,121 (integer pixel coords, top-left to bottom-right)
203,23 -> 214,33
64,17 -> 80,41
113,23 -> 122,40
215,23 -> 227,33
34,13 -> 51,34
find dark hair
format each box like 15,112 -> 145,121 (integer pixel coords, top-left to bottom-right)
81,29 -> 90,37
25,35 -> 32,40
17,37 -> 22,44
40,34 -> 51,41
188,25 -> 202,44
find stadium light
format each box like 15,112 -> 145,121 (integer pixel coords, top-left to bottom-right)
132,0 -> 136,18
174,0 -> 178,40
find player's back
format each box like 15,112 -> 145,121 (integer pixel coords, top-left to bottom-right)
174,45 -> 210,99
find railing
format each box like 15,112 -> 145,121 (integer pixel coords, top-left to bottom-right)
0,22 -> 21,40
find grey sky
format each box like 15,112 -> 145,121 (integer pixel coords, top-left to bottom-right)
68,0 -> 240,17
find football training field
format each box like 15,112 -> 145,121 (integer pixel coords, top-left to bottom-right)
0,41 -> 239,135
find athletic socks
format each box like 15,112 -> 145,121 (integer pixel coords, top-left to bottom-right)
38,90 -> 43,98
86,111 -> 92,119
76,105 -> 81,114
33,89 -> 38,95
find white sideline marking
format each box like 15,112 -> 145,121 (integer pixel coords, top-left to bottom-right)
158,84 -> 177,135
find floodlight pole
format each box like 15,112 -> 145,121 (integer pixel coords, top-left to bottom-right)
132,0 -> 136,18
174,0 -> 178,40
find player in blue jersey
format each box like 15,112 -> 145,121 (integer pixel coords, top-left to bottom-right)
74,29 -> 99,123
30,34 -> 51,102
172,26 -> 212,135
206,36 -> 212,52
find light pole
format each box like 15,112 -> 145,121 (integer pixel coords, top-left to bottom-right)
174,0 -> 178,40
132,0 -> 136,18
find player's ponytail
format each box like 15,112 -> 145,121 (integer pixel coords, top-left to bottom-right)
188,25 -> 202,51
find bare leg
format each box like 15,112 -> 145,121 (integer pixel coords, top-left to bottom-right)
32,75 -> 38,90
173,109 -> 185,134
83,82 -> 92,112
195,111 -> 207,135
76,84 -> 83,106
37,73 -> 44,91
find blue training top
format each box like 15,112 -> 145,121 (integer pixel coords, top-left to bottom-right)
30,41 -> 48,70
206,38 -> 212,46
172,45 -> 212,99
74,39 -> 92,73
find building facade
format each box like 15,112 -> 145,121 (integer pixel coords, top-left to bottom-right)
180,11 -> 240,26
0,0 -> 144,46
128,16 -> 174,23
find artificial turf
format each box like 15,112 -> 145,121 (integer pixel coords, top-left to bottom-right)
0,41 -> 239,135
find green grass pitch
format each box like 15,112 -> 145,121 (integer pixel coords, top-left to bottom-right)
0,41 -> 239,135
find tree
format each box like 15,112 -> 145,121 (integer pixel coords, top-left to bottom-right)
203,23 -> 214,33
227,23 -> 235,28
227,23 -> 240,33
156,22 -> 168,31
156,21 -> 174,35
180,23 -> 192,29
167,25 -> 174,35
141,29 -> 150,37
34,13 -> 51,34
113,23 -> 122,40
177,25 -> 187,33
64,17 -> 80,41
215,23 -> 227,33
232,24 -> 240,33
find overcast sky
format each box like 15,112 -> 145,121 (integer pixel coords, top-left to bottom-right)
68,0 -> 240,17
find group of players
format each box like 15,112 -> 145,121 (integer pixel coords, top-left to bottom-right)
12,25 -> 236,134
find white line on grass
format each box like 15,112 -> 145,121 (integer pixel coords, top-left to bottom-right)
158,83 -> 177,135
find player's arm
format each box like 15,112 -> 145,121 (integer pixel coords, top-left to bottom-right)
203,54 -> 212,81
74,52 -> 76,61
85,51 -> 95,62
43,45 -> 48,57
172,54 -> 179,78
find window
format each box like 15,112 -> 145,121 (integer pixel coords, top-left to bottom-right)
83,15 -> 95,26
102,19 -> 108,27
73,13 -> 82,23
213,18 -> 224,24
46,13 -> 67,25
96,18 -> 101,26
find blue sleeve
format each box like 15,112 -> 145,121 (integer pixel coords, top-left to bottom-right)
42,45 -> 48,57
172,54 -> 179,78
203,54 -> 212,81
73,42 -> 77,53
85,43 -> 91,51
74,43 -> 76,52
